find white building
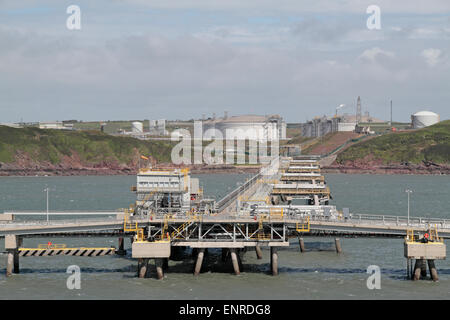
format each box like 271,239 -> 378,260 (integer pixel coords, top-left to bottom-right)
38,122 -> 72,130
202,114 -> 286,142
411,111 -> 440,129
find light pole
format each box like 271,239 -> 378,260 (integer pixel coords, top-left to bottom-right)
335,104 -> 345,117
44,187 -> 49,223
405,189 -> 413,226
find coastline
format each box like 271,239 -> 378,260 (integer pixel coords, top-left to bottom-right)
0,165 -> 448,176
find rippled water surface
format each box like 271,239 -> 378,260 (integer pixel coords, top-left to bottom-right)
0,174 -> 449,299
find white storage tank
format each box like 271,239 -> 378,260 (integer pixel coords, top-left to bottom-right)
411,111 -> 440,129
132,121 -> 143,133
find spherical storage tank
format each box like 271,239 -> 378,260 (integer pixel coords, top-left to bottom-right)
411,111 -> 440,129
131,121 -> 143,133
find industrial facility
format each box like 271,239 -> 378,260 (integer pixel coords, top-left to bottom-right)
132,167 -> 214,217
202,113 -> 287,141
300,116 -> 357,138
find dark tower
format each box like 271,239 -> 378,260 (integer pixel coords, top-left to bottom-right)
356,96 -> 362,124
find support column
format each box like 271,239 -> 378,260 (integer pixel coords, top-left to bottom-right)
270,247 -> 278,276
13,250 -> 19,274
163,258 -> 169,271
138,258 -> 149,278
406,259 -> 411,280
413,259 -> 421,281
155,258 -> 164,280
428,260 -> 439,282
6,250 -> 14,277
194,248 -> 205,276
237,250 -> 243,272
5,235 -> 21,276
313,195 -> 320,206
230,249 -> 240,275
298,238 -> 305,253
335,238 -> 342,254
117,237 -> 126,256
420,259 -> 428,278
255,245 -> 263,259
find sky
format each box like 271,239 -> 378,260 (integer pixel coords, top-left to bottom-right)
0,0 -> 449,123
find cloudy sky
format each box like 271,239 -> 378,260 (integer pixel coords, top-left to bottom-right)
1,0 -> 449,123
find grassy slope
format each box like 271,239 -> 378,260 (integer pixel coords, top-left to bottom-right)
0,126 -> 174,165
336,120 -> 450,165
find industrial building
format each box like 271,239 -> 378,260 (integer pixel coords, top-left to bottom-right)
411,111 -> 440,129
37,122 -> 73,130
149,119 -> 168,135
202,114 -> 287,141
300,116 -> 356,138
132,167 -> 212,217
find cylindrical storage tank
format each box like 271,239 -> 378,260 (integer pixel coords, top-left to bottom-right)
132,121 -> 143,133
411,111 -> 440,129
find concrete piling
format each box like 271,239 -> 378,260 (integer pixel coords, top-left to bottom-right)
155,258 -> 164,280
420,259 -> 428,278
6,250 -> 14,277
413,260 -> 421,281
298,238 -> 305,252
270,247 -> 278,276
237,251 -> 243,272
230,249 -> 240,275
255,245 -> 263,259
335,238 -> 342,254
163,258 -> 169,271
138,258 -> 149,278
428,260 -> 439,281
5,235 -> 20,276
117,237 -> 126,256
13,250 -> 19,274
194,248 -> 205,276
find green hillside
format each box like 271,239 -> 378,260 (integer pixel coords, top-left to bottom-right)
336,120 -> 450,165
0,126 -> 174,165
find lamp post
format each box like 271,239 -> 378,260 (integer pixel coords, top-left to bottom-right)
405,189 -> 413,226
335,104 -> 345,117
44,187 -> 49,223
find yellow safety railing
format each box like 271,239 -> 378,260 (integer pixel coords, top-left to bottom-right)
38,244 -> 67,249
123,208 -> 146,242
123,210 -> 138,232
405,229 -> 415,242
296,216 -> 310,233
171,214 -> 199,239
136,228 -> 145,242
269,208 -> 283,220
429,226 -> 443,243
252,215 -> 270,240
